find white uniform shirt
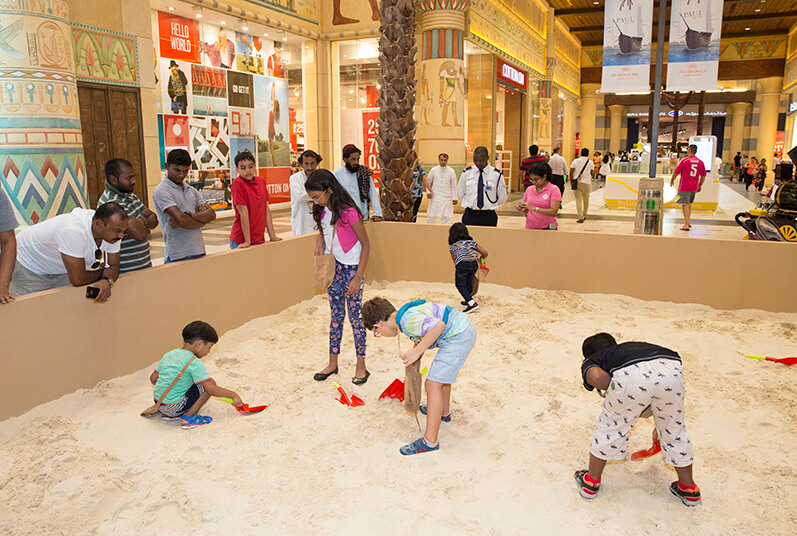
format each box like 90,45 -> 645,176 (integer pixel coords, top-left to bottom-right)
16,208 -> 120,275
457,164 -> 508,210
571,157 -> 595,184
427,165 -> 458,199
332,166 -> 383,219
712,156 -> 722,180
549,153 -> 569,176
289,170 -> 315,236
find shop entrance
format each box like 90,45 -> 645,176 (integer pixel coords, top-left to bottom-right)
77,83 -> 147,208
495,82 -> 523,192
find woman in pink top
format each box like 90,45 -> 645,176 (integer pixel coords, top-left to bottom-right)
305,169 -> 372,385
516,162 -> 561,230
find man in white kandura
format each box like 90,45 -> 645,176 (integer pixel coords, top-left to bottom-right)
289,150 -> 321,236
426,153 -> 459,225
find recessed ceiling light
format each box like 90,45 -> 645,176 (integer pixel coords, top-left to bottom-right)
593,1 -> 599,4
195,13 -> 202,19
755,8 -> 760,12
220,20 -> 226,25
282,37 -> 288,41
745,27 -> 751,30
168,6 -> 175,10
263,33 -> 269,36
243,25 -> 249,31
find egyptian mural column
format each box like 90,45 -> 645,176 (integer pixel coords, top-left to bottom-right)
416,0 -> 466,170
0,0 -> 86,224
579,83 -> 600,154
607,104 -> 626,154
728,101 -> 751,162
755,76 -> 783,183
535,6 -> 555,155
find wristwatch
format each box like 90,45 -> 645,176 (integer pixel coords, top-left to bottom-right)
103,277 -> 114,288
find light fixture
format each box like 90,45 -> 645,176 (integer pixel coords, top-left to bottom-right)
349,89 -> 354,94
264,32 -> 269,36
376,83 -> 381,89
168,6 -> 175,10
745,27 -> 751,31
283,37 -> 288,41
243,25 -> 248,32
195,13 -> 202,19
755,8 -> 761,11
220,20 -> 226,25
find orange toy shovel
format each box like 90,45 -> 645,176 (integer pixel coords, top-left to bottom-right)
630,438 -> 661,461
745,354 -> 797,366
378,368 -> 428,402
333,382 -> 364,407
217,397 -> 267,414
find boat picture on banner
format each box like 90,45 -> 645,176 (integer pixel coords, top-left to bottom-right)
601,0 -> 654,93
666,0 -> 723,91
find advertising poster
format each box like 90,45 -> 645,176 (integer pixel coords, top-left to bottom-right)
666,0 -> 723,91
160,59 -> 192,115
362,110 -> 381,180
227,70 -> 254,108
202,23 -> 236,70
191,64 -> 228,117
190,116 -> 230,170
253,75 -> 290,167
259,167 -> 292,203
601,0 -> 653,93
234,32 -> 265,75
157,11 -> 201,64
230,137 -> 256,170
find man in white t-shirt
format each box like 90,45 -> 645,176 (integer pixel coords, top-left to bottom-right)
548,147 -> 569,195
9,203 -> 127,301
290,150 -> 321,236
570,148 -> 595,223
426,153 -> 459,224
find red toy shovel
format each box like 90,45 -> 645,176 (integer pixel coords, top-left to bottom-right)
745,354 -> 797,366
217,397 -> 267,414
379,368 -> 428,401
334,382 -> 364,407
630,438 -> 661,461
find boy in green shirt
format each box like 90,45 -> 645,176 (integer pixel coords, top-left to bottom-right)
150,321 -> 242,429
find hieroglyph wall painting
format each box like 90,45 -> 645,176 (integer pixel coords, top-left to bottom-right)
71,24 -> 139,87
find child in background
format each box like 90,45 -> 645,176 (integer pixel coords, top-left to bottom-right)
150,321 -> 242,430
576,332 -> 701,507
448,223 -> 488,313
362,297 -> 476,456
305,169 -> 371,385
229,150 -> 282,249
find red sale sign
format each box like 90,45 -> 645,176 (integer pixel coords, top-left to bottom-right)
158,11 -> 201,64
259,167 -> 292,204
361,110 -> 380,180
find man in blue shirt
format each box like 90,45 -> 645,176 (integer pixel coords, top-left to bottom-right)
332,144 -> 383,221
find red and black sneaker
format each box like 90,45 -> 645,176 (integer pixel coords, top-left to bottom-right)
670,481 -> 702,507
574,470 -> 601,499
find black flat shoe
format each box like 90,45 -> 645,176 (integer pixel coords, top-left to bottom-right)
352,370 -> 370,385
313,367 -> 338,381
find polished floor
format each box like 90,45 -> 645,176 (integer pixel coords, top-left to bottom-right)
148,177 -> 761,265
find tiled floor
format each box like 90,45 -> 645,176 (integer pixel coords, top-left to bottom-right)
148,178 -> 760,265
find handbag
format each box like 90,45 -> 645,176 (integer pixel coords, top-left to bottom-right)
140,356 -> 197,417
572,159 -> 589,190
314,225 -> 337,290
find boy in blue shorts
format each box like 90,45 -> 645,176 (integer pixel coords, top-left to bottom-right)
362,297 -> 476,455
150,321 -> 242,430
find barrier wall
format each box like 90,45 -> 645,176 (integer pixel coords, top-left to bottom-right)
2,223 -> 795,420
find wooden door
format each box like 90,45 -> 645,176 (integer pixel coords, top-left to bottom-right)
78,84 -> 147,208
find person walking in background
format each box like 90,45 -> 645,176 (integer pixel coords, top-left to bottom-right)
733,152 -> 742,181
570,148 -> 594,223
333,144 -> 383,222
305,169 -> 371,385
153,149 -> 216,263
743,157 -> 757,191
755,158 -> 768,192
670,144 -> 706,231
0,187 -> 18,304
290,150 -> 322,236
229,150 -> 282,249
548,147 -> 568,195
426,153 -> 459,225
520,145 -> 547,190
457,146 -> 507,227
99,158 -> 158,273
516,162 -> 561,230
410,164 -> 431,222
597,154 -> 611,187
712,154 -> 723,182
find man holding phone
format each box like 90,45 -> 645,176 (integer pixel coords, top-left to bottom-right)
9,203 -> 127,302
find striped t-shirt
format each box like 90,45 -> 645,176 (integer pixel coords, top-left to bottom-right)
98,182 -> 152,273
449,239 -> 479,265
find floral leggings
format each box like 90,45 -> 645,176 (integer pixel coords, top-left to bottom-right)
328,261 -> 366,358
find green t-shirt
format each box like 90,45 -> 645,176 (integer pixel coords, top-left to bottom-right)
153,349 -> 210,404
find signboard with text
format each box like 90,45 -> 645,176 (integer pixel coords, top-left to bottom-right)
157,11 -> 201,64
362,110 -> 381,180
496,59 -> 527,91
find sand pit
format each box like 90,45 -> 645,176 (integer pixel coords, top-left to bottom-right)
1,281 -> 796,535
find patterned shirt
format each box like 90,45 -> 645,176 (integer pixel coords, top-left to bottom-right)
449,239 -> 479,265
411,165 -> 426,198
98,181 -> 152,273
397,301 -> 471,347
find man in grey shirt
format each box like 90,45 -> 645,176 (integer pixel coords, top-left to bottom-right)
0,188 -> 18,304
152,149 -> 216,263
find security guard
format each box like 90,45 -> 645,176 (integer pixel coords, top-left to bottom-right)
456,146 -> 508,226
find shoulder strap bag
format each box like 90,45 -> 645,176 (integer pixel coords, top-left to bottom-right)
314,221 -> 337,290
572,159 -> 589,190
141,356 -> 197,417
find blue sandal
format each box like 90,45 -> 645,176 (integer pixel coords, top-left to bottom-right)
181,414 -> 212,430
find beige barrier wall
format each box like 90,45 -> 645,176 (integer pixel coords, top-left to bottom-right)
0,235 -> 318,421
2,223 -> 796,420
365,223 -> 797,313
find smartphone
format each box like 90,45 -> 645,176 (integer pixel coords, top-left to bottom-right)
86,286 -> 100,299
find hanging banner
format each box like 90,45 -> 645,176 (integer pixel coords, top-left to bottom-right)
601,0 -> 654,93
666,0 -> 723,91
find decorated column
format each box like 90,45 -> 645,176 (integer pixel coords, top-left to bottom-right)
756,76 -> 783,184
536,6 -> 555,155
608,104 -> 627,154
416,0 -> 466,170
728,102 -> 751,161
0,0 -> 86,224
579,83 -> 600,154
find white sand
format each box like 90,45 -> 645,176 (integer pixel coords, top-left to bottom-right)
1,281 -> 796,535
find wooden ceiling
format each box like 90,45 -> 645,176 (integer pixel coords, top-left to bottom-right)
550,0 -> 797,47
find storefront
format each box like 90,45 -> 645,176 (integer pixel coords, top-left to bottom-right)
150,0 -> 317,206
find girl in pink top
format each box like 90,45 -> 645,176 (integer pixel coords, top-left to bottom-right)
305,169 -> 372,385
516,162 -> 562,230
